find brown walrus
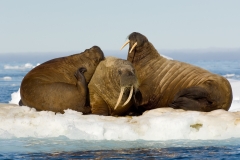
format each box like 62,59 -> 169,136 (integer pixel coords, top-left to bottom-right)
121,32 -> 233,112
88,57 -> 138,116
19,46 -> 105,114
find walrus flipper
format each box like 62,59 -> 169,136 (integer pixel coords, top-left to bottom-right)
19,99 -> 24,106
169,86 -> 213,111
74,67 -> 87,90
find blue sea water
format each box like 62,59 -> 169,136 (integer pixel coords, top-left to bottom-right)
1,54 -> 240,159
0,64 -> 24,104
0,138 -> 240,159
1,138 -> 240,159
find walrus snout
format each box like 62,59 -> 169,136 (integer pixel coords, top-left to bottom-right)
118,69 -> 134,76
120,74 -> 137,87
118,67 -> 137,87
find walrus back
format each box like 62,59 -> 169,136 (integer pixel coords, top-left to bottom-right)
137,56 -> 232,110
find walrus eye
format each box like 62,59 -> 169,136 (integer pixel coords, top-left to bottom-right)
118,70 -> 122,75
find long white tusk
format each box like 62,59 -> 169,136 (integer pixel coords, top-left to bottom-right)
123,85 -> 133,106
120,40 -> 130,50
114,87 -> 125,110
129,42 -> 137,53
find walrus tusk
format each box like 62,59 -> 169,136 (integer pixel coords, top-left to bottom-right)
123,85 -> 133,106
114,87 -> 125,110
129,42 -> 137,53
120,40 -> 130,50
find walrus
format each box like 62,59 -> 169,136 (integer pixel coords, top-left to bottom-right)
88,57 -> 138,116
19,46 -> 105,114
121,32 -> 232,112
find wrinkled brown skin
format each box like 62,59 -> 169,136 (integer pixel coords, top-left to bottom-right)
126,32 -> 232,112
19,46 -> 105,114
88,57 -> 138,116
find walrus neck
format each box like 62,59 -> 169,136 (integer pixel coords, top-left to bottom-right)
128,42 -> 160,64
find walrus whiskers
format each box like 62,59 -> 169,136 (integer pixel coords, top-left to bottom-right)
123,85 -> 134,106
114,87 -> 125,110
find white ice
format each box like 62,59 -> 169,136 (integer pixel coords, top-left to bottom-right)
0,79 -> 240,141
2,76 -> 12,81
4,63 -> 40,70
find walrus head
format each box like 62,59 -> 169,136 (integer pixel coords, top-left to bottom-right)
83,46 -> 105,63
89,57 -> 139,115
80,46 -> 105,82
128,32 -> 148,49
121,32 -> 151,62
114,64 -> 138,110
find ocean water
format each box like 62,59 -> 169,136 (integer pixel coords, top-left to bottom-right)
1,54 -> 240,159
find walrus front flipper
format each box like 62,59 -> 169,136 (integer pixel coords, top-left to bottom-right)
19,99 -> 24,106
73,67 -> 91,114
169,86 -> 213,112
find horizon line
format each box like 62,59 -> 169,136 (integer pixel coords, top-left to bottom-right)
0,47 -> 240,55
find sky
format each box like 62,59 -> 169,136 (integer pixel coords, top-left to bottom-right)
0,0 -> 240,54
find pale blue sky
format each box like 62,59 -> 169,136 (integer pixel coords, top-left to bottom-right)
0,0 -> 240,54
